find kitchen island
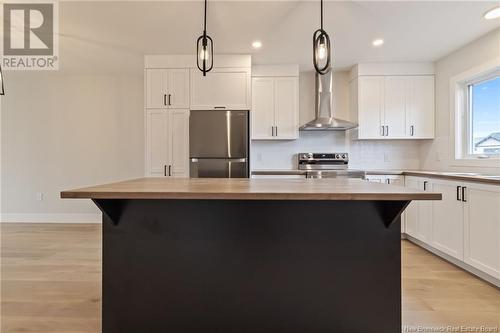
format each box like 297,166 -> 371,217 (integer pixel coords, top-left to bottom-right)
61,178 -> 441,333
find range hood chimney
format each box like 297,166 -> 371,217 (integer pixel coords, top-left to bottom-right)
299,70 -> 357,131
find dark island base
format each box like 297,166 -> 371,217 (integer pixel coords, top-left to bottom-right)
96,199 -> 407,333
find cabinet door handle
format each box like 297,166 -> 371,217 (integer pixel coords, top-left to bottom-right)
168,94 -> 171,106
168,165 -> 172,177
214,106 -> 226,109
386,179 -> 391,184
462,186 -> 467,202
386,126 -> 389,136
271,126 -> 274,137
410,125 -> 414,136
164,165 -> 167,177
456,186 -> 462,201
163,94 -> 167,106
381,126 -> 385,136
423,181 -> 428,191
275,126 -> 278,137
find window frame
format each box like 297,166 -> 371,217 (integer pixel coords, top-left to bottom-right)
451,60 -> 500,166
464,72 -> 500,158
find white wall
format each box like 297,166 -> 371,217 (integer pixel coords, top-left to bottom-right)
420,28 -> 500,174
1,72 -> 144,223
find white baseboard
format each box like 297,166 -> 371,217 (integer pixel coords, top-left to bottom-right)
0,213 -> 102,223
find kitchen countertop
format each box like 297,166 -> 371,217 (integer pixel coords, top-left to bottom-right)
251,169 -> 500,184
61,177 -> 441,201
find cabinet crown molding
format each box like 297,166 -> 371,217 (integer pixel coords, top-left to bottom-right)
252,65 -> 299,77
145,55 -> 251,69
349,63 -> 435,81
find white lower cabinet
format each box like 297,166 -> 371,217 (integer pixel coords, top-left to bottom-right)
430,179 -> 464,260
146,109 -> 189,178
405,176 -> 500,281
404,177 -> 433,243
463,182 -> 500,279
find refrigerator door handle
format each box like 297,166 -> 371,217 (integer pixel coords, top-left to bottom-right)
191,158 -> 246,163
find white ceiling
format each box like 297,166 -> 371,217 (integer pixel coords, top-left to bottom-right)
58,1 -> 500,74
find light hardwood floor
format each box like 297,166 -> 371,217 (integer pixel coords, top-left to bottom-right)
1,223 -> 498,333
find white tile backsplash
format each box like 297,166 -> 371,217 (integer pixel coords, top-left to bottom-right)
251,131 -> 347,170
251,133 -> 422,171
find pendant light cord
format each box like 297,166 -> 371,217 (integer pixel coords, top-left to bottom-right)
204,0 -> 207,34
320,0 -> 323,30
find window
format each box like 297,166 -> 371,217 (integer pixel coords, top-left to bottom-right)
466,73 -> 500,157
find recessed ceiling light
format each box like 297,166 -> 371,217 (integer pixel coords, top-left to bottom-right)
484,6 -> 500,20
252,40 -> 262,49
372,39 -> 384,47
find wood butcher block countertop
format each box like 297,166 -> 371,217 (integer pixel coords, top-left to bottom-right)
61,178 -> 441,201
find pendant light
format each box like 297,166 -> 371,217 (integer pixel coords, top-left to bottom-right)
313,0 -> 331,75
0,65 -> 4,95
196,0 -> 214,76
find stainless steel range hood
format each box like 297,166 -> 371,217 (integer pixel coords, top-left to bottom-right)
299,70 -> 357,131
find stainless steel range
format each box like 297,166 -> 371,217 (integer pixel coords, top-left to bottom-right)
298,153 -> 365,179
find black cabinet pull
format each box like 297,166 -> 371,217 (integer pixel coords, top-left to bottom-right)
456,186 -> 461,201
168,94 -> 171,106
163,94 -> 167,106
164,165 -> 167,177
275,126 -> 278,137
462,186 -> 467,202
423,181 -> 428,191
169,165 -> 172,177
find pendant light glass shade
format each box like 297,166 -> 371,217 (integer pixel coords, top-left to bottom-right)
196,0 -> 214,76
313,0 -> 331,75
0,65 -> 4,95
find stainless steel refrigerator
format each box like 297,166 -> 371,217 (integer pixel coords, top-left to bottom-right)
189,110 -> 249,178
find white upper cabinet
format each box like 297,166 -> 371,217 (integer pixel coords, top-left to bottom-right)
146,109 -> 189,178
407,76 -> 435,138
383,76 -> 407,138
168,69 -> 190,109
190,68 -> 251,110
146,69 -> 168,108
350,63 -> 435,140
251,78 -> 275,138
251,76 -> 299,140
146,69 -> 189,109
358,76 -> 384,139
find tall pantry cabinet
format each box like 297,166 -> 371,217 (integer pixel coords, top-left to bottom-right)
145,68 -> 190,177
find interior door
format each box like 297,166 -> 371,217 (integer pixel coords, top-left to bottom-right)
431,180 -> 464,260
408,76 -> 435,138
358,76 -> 384,139
146,110 -> 169,176
146,69 -> 167,108
274,77 -> 299,139
169,109 -> 189,178
168,69 -> 190,109
384,76 -> 407,138
251,78 -> 275,139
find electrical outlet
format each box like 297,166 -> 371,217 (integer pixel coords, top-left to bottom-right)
36,192 -> 44,201
384,152 -> 391,163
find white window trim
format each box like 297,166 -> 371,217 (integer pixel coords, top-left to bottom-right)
450,58 -> 500,168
